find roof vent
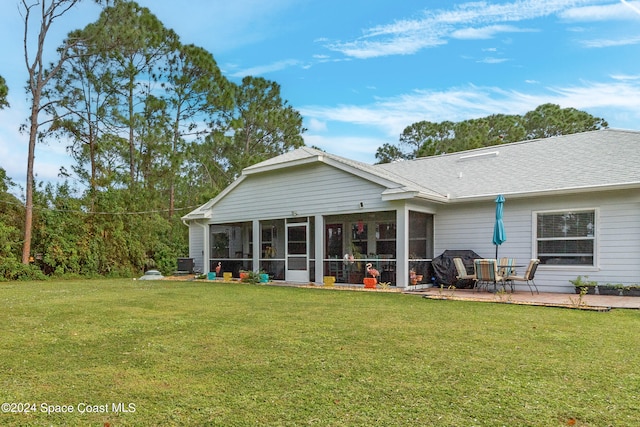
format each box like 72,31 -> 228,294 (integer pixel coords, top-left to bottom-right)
458,151 -> 499,161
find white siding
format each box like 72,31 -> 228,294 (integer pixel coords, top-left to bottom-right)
188,221 -> 206,273
208,163 -> 392,223
434,190 -> 640,292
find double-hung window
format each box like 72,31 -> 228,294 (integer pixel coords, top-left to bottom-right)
535,209 -> 596,266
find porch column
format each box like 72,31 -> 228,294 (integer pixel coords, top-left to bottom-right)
252,219 -> 260,273
396,207 -> 409,288
193,221 -> 209,274
314,214 -> 324,284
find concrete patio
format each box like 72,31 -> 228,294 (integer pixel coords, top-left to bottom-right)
409,287 -> 640,311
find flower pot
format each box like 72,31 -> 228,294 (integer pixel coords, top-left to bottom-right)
239,272 -> 248,280
223,272 -> 232,281
259,273 -> 269,283
323,276 -> 336,287
363,277 -> 377,289
623,288 -> 640,296
207,272 -> 216,280
574,285 -> 598,295
598,286 -> 620,296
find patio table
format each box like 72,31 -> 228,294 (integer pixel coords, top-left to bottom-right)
498,263 -> 525,292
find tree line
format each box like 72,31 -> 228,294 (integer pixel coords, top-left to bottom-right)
1,0 -> 305,280
0,1 -> 608,280
375,103 -> 607,163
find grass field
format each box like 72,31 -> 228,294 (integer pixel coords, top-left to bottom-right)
0,279 -> 638,426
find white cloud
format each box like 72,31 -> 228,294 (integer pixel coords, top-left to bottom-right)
451,25 -> 537,40
305,118 -> 327,132
228,59 -> 301,78
477,57 -> 509,64
581,35 -> 640,47
326,0 -> 601,59
621,0 -> 640,16
611,73 -> 640,80
560,1 -> 640,21
302,134 -> 388,164
300,77 -> 640,156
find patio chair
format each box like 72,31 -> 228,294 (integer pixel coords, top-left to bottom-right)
498,257 -> 516,292
473,259 -> 505,292
453,257 -> 476,287
506,259 -> 540,295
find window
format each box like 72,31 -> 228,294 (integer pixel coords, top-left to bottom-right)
535,210 -> 596,266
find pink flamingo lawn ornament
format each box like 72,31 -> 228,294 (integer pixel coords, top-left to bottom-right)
365,263 -> 380,280
215,262 -> 221,275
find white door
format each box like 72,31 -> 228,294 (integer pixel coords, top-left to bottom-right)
286,222 -> 308,282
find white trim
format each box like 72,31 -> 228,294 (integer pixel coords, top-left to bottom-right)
458,151 -> 499,161
532,207 -> 599,269
454,182 -> 640,202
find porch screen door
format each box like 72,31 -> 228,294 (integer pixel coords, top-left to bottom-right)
286,222 -> 308,282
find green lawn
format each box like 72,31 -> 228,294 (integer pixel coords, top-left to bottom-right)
0,279 -> 638,426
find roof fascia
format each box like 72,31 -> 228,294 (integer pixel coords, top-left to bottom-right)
321,157 -> 413,189
381,188 -> 450,203
452,182 -> 640,202
243,155 -> 323,175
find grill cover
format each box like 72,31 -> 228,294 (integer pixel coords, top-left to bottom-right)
431,250 -> 482,288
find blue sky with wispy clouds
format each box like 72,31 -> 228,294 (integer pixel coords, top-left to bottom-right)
1,0 -> 639,191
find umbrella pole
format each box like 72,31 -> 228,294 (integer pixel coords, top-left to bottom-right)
495,245 -> 498,259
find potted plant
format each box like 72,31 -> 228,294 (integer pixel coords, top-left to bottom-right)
623,285 -> 640,297
569,275 -> 598,294
259,270 -> 269,283
409,269 -> 423,286
598,283 -> 624,296
240,270 -> 261,284
344,248 -> 364,283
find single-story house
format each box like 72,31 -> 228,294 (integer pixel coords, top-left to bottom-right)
182,128 -> 640,293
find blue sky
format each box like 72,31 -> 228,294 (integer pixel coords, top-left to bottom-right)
1,0 -> 640,192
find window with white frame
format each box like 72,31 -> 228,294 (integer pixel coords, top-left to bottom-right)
535,209 -> 596,266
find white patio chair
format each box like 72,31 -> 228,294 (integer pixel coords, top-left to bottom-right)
453,257 -> 476,287
506,259 -> 540,295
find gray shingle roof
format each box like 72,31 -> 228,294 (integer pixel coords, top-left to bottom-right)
375,128 -> 640,200
240,129 -> 640,205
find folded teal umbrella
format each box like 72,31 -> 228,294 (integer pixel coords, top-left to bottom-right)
492,195 -> 506,259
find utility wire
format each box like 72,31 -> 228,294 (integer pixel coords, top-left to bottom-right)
0,198 -> 200,216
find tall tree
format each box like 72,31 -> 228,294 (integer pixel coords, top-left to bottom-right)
90,0 -> 178,186
162,43 -> 232,217
0,168 -> 25,279
524,103 -> 608,139
222,76 -> 306,177
20,0 -> 83,264
0,75 -> 8,109
46,26 -> 117,206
